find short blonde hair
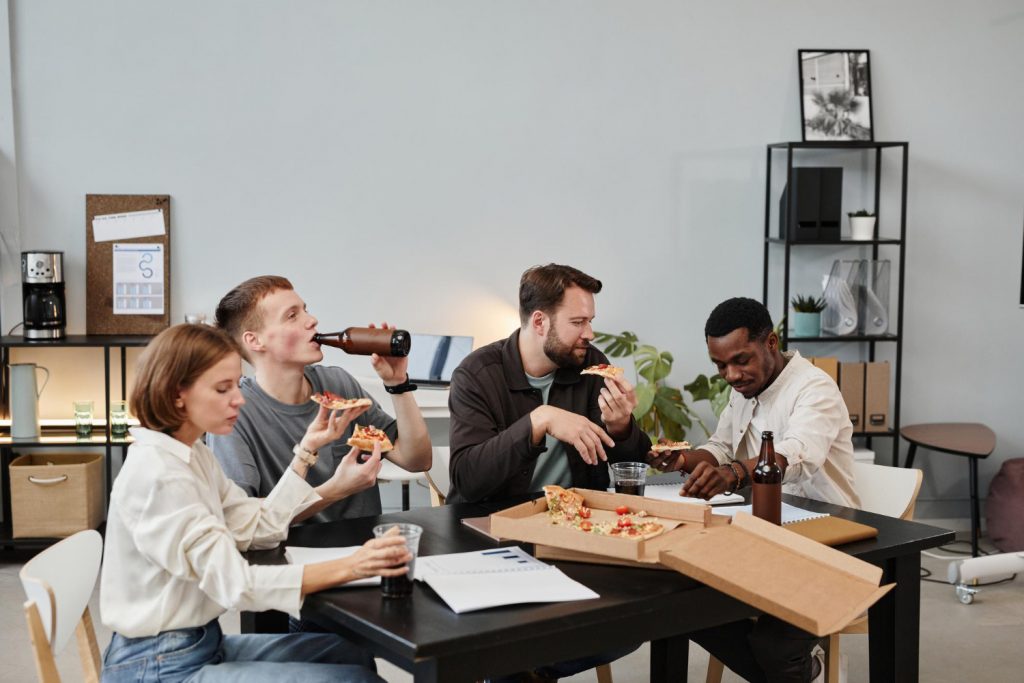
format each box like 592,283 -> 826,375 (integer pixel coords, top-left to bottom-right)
131,324 -> 243,434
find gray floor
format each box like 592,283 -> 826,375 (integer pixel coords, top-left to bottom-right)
3,520 -> 1021,683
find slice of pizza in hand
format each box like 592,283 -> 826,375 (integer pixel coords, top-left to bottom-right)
346,424 -> 394,453
580,363 -> 625,380
650,440 -> 691,454
310,390 -> 373,411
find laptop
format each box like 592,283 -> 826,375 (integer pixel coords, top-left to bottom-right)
407,334 -> 474,387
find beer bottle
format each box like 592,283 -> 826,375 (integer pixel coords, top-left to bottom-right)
313,327 -> 411,357
752,430 -> 782,525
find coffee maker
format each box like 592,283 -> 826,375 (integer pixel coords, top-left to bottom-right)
21,251 -> 66,340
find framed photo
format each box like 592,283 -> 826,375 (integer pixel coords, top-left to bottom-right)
799,50 -> 873,141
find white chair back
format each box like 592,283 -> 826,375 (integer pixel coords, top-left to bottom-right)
425,446 -> 451,506
20,529 -> 103,655
851,462 -> 923,520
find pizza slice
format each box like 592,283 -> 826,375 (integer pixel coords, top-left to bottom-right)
346,424 -> 394,452
542,485 -> 590,522
311,390 -> 373,411
580,363 -> 624,380
650,440 -> 691,454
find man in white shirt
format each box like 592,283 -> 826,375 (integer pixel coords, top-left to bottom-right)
651,297 -> 858,508
650,297 -> 858,683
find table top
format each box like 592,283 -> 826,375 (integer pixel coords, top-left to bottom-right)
251,494 -> 953,671
900,422 -> 996,458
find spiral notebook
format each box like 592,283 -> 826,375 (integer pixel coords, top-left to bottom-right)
712,503 -> 830,525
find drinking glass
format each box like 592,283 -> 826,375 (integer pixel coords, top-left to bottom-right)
74,400 -> 94,437
372,523 -> 423,598
109,400 -> 130,438
611,462 -> 648,496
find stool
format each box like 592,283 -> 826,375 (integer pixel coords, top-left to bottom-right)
901,423 -> 995,557
377,460 -> 427,511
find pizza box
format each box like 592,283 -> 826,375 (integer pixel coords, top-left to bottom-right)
659,512 -> 894,637
489,488 -> 712,563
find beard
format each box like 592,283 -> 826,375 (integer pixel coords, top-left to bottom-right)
543,328 -> 588,368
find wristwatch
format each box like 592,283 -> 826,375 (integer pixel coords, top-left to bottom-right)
384,374 -> 418,394
292,443 -> 319,466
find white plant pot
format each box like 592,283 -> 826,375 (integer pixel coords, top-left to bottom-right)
849,215 -> 877,240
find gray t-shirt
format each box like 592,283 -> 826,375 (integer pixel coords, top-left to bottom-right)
208,365 -> 398,523
527,371 -> 572,490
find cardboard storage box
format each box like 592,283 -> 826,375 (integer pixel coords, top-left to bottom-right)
10,452 -> 105,538
839,362 -> 865,429
864,362 -> 891,432
491,490 -> 891,636
490,488 -> 711,563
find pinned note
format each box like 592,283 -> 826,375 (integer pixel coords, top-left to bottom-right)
93,209 -> 166,242
113,243 -> 164,315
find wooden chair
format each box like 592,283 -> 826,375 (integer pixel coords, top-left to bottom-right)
706,463 -> 923,683
424,446 -> 451,507
20,529 -> 104,683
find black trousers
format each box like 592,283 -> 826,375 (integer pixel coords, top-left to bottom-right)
690,616 -> 820,683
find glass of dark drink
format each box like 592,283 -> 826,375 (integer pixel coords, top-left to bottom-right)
611,462 -> 648,496
371,523 -> 422,598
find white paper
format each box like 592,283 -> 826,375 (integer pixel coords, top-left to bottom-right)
284,545 -> 380,586
711,503 -> 830,525
93,209 -> 166,242
643,482 -> 745,506
415,547 -> 599,614
113,243 -> 164,315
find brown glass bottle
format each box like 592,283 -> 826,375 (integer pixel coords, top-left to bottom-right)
313,327 -> 411,357
752,430 -> 782,525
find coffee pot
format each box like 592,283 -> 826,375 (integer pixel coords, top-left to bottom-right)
9,362 -> 49,439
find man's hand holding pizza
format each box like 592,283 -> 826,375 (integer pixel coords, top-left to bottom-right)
597,375 -> 638,438
299,403 -> 370,455
321,441 -> 384,502
530,405 -> 615,466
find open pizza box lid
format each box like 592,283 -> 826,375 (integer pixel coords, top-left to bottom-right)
659,512 -> 894,636
489,488 -> 712,563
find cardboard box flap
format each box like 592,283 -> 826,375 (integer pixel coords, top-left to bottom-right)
659,514 -> 893,636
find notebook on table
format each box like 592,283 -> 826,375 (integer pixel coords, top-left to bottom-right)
711,503 -> 877,546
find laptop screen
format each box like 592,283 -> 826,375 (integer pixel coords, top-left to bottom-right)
407,334 -> 474,385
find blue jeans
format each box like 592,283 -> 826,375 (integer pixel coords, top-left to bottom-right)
102,619 -> 383,682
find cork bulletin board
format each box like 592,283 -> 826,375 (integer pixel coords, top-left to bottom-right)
85,194 -> 171,335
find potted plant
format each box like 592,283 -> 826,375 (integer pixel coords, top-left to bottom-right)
791,295 -> 826,337
848,209 -> 876,240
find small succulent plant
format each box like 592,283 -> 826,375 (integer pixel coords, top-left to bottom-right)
791,294 -> 827,313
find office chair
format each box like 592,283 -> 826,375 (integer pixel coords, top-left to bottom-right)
20,529 -> 104,683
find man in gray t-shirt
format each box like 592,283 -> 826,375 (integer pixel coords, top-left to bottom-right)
208,276 -> 432,524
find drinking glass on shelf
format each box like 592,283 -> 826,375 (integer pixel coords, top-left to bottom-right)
109,400 -> 130,438
73,400 -> 94,437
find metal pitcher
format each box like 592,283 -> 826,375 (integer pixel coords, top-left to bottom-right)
9,362 -> 49,439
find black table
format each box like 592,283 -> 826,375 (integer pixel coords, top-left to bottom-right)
247,495 -> 953,682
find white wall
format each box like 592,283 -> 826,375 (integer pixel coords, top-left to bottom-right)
3,0 -> 1023,517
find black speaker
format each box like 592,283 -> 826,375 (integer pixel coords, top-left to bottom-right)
779,167 -> 843,241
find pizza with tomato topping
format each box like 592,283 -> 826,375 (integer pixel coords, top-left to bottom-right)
311,391 -> 373,411
543,488 -> 664,540
543,485 -> 590,522
650,440 -> 691,454
579,363 -> 624,380
346,424 -> 394,452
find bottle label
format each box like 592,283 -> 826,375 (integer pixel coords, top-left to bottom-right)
752,483 -> 782,525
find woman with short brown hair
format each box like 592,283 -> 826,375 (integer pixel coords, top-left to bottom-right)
100,324 -> 408,682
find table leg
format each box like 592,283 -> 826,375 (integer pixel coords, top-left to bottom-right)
869,551 -> 921,682
968,458 -> 980,557
402,481 -> 410,511
903,442 -> 917,469
651,635 -> 689,682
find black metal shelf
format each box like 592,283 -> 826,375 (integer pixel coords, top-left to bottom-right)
788,334 -> 899,343
763,141 -> 908,467
1,336 -> 147,553
766,237 -> 902,246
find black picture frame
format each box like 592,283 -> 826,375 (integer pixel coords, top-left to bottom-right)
798,50 -> 874,142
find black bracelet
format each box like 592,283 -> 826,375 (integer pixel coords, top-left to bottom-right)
384,375 -> 418,394
736,460 -> 751,488
729,462 -> 745,492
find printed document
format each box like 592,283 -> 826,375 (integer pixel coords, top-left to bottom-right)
284,545 -> 379,586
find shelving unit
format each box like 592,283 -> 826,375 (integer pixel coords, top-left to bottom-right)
0,334 -> 151,548
763,141 -> 908,463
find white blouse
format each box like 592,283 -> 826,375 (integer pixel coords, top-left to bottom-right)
100,427 -> 320,637
700,351 -> 860,508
